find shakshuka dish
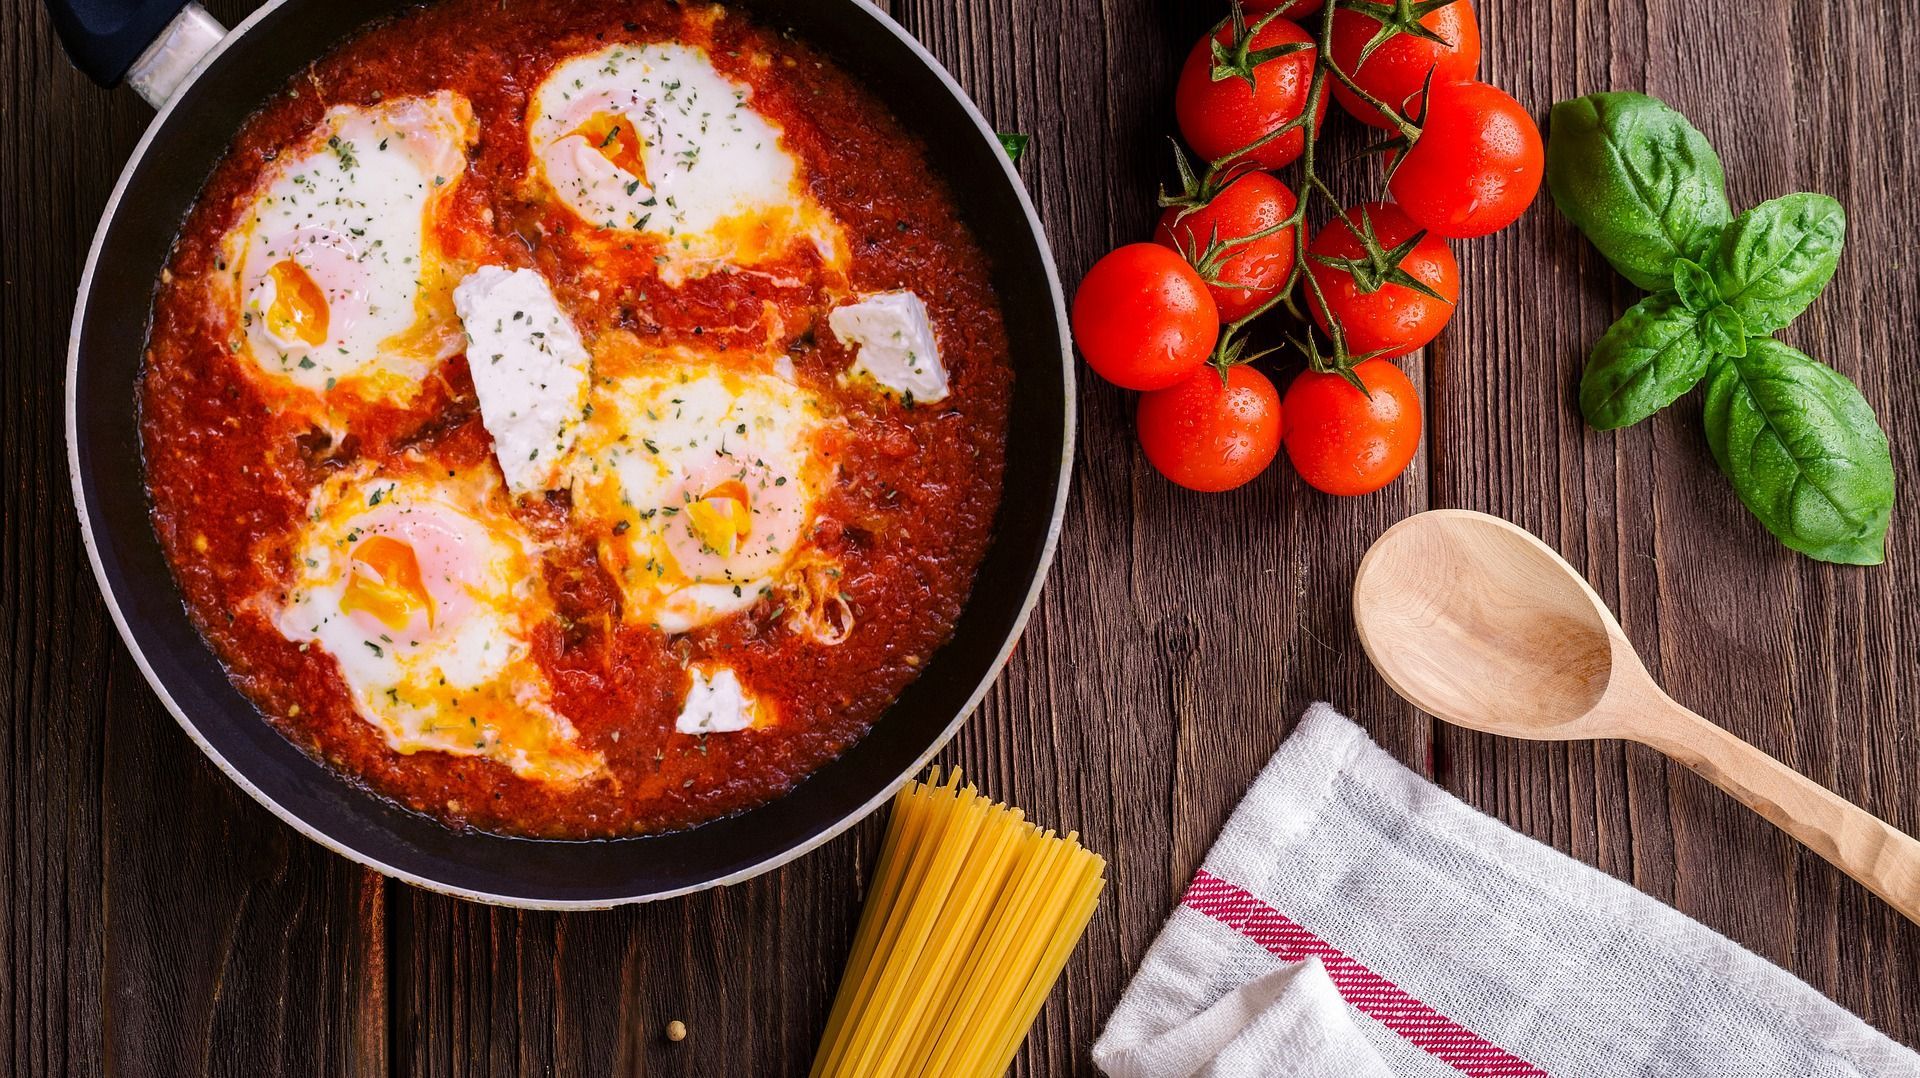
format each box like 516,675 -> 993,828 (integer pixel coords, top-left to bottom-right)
139,0 -> 1012,837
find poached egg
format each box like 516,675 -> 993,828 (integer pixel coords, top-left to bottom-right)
227,92 -> 477,404
275,465 -> 602,784
526,43 -> 846,282
568,363 -> 839,633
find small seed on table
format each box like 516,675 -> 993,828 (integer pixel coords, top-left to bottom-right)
665,1020 -> 687,1042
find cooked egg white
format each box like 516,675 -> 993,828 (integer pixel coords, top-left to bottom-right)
829,291 -> 949,402
274,466 -> 601,783
227,92 -> 476,404
674,665 -> 762,734
452,266 -> 593,496
526,43 -> 847,282
567,363 -> 838,633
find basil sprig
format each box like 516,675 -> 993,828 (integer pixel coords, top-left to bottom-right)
1704,342 -> 1894,565
1546,91 -> 1893,565
1578,293 -> 1711,428
1543,93 -> 1730,290
1702,193 -> 1846,334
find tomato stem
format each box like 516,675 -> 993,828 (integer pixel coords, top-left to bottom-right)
1316,2 -> 1426,141
1193,0 -> 1457,376
1175,0 -> 1459,378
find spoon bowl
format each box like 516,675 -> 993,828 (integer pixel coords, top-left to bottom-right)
1352,510 -> 1631,738
1351,509 -> 1920,925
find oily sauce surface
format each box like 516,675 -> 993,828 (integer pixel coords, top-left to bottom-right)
139,0 -> 1011,837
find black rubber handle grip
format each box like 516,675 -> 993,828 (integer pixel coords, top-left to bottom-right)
45,0 -> 192,87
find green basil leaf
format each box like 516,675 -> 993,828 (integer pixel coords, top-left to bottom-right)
1672,257 -> 1719,312
1701,339 -> 1893,564
997,132 -> 1030,164
1546,92 -> 1732,291
1700,305 -> 1748,357
1703,193 -> 1845,334
1580,292 -> 1711,430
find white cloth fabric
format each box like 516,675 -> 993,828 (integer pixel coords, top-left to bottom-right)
1093,704 -> 1920,1078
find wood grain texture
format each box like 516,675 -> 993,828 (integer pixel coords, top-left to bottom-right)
5,0 -> 391,1072
3,0 -> 1914,1075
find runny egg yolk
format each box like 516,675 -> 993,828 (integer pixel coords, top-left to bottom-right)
265,259 -> 330,348
684,480 -> 753,559
568,367 -> 832,633
228,92 -> 477,403
275,471 -> 605,785
338,534 -> 434,632
526,44 -> 850,284
570,111 -> 649,185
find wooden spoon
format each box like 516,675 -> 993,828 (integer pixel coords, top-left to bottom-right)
1351,508 -> 1920,924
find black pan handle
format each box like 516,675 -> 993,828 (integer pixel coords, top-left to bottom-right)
45,0 -> 193,87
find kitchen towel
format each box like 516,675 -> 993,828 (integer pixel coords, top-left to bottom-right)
1091,704 -> 1920,1078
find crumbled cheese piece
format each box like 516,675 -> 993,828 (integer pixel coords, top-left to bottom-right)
674,666 -> 758,734
452,266 -> 591,495
827,291 -> 949,403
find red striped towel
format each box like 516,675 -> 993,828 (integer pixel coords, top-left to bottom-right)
1092,704 -> 1919,1077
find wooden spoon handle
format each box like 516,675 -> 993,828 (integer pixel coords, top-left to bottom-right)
1629,700 -> 1920,924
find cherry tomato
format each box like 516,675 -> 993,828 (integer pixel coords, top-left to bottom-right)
1138,364 -> 1283,492
1281,360 -> 1421,495
1243,0 -> 1322,15
1155,173 -> 1299,323
1387,80 -> 1542,238
1072,244 -> 1220,391
1175,15 -> 1326,170
1329,0 -> 1480,129
1306,201 -> 1458,360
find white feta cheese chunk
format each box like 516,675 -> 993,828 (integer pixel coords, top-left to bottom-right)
675,666 -> 759,735
452,266 -> 591,495
827,290 -> 949,403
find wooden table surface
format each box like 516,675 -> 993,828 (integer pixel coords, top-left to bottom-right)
7,0 -> 1918,1073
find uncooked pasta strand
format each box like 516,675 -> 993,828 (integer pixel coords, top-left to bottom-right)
894,802 -> 1026,1070
842,777 -> 986,1077
811,770 -> 1106,1078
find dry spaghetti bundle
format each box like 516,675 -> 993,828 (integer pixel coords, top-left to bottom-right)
810,770 -> 1107,1078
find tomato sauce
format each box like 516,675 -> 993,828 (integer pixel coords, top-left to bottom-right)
139,0 -> 1011,837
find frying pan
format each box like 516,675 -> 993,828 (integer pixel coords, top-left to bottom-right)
56,0 -> 1072,907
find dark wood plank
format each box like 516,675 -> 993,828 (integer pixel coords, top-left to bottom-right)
393,835 -> 870,1076
1,8 -> 135,1076
3,0 -> 392,1072
99,673 -> 390,1076
1435,0 -> 1920,1051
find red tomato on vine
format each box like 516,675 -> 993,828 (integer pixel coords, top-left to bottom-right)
1329,0 -> 1481,130
1282,360 -> 1422,495
1388,79 -> 1543,238
1137,364 -> 1283,492
1155,172 -> 1299,323
1072,244 -> 1220,391
1306,201 -> 1458,360
1175,13 -> 1326,170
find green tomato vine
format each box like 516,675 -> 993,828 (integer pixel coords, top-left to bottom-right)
1163,0 -> 1455,389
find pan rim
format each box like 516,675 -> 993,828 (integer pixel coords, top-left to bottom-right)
64,0 -> 1075,909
